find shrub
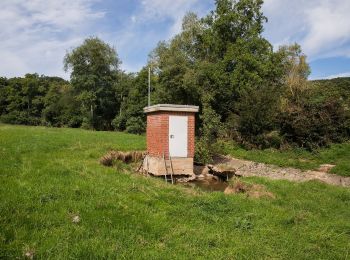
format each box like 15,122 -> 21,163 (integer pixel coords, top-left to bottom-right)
237,84 -> 282,148
261,131 -> 283,149
67,116 -> 83,128
0,112 -> 41,125
125,116 -> 145,134
194,138 -> 213,164
195,99 -> 223,164
81,117 -> 93,130
279,98 -> 349,150
112,115 -> 126,131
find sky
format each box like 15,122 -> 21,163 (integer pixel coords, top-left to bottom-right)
0,0 -> 350,80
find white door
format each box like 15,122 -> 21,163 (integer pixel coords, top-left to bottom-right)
169,116 -> 188,157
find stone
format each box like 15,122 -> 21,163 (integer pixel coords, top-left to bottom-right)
193,165 -> 210,175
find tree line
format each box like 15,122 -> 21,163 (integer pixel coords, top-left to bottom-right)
0,0 -> 349,161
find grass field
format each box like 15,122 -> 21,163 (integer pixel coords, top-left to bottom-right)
0,124 -> 349,259
219,141 -> 350,176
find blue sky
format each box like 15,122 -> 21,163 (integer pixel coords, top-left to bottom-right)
0,0 -> 349,80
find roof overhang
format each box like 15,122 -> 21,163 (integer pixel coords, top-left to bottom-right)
143,104 -> 199,113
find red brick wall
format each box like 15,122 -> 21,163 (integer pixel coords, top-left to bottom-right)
146,111 -> 195,158
187,113 -> 195,158
146,112 -> 168,157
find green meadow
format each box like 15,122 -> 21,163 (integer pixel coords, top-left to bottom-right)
0,124 -> 349,259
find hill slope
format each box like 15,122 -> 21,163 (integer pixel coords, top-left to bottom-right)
311,76 -> 350,104
0,125 -> 349,259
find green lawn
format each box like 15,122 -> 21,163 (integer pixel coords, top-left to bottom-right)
219,141 -> 350,176
0,124 -> 349,259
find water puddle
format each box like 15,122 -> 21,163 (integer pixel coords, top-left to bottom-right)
179,179 -> 228,192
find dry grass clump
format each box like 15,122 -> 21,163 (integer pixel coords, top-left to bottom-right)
100,150 -> 146,166
247,184 -> 275,199
224,179 -> 275,199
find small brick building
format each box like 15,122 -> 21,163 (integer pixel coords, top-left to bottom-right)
143,104 -> 199,176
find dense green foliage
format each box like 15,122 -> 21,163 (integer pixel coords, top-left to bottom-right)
0,0 -> 349,155
150,1 -> 285,148
64,37 -> 121,130
1,124 -> 349,259
112,68 -> 151,134
279,93 -> 350,149
0,74 -> 75,126
147,0 -> 350,156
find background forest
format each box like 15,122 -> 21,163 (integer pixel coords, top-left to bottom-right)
0,0 -> 349,162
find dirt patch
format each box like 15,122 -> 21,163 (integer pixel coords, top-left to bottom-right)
100,150 -> 146,166
213,155 -> 350,188
224,179 -> 275,199
317,164 -> 336,173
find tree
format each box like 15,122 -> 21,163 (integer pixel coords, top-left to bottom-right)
0,77 -> 8,116
64,37 -> 121,130
151,0 -> 285,149
149,12 -> 203,106
43,83 -> 82,127
0,74 -> 66,125
113,68 -> 150,134
276,47 -> 349,149
278,43 -> 310,100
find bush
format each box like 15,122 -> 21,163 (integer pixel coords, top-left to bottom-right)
112,115 -> 126,131
223,113 -> 240,139
0,112 -> 24,124
194,100 -> 223,164
237,85 -> 281,148
194,138 -> 213,164
125,116 -> 145,134
0,112 -> 41,125
279,98 -> 349,150
67,116 -> 83,128
261,131 -> 283,149
81,117 -> 93,130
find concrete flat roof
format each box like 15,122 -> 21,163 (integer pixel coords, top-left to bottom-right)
144,104 -> 199,113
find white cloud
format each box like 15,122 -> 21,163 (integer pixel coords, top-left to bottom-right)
302,1 -> 350,58
324,71 -> 350,79
125,0 -> 350,72
113,0 -> 211,72
263,0 -> 350,60
1,0 -> 349,78
138,0 -> 204,37
0,0 -> 104,79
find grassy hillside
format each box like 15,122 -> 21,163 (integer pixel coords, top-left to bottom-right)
1,124 -> 349,259
311,77 -> 350,104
